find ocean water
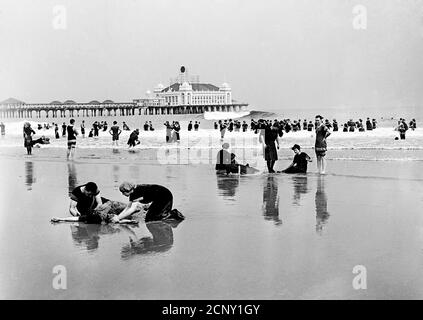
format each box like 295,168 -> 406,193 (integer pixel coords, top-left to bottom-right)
0,110 -> 422,166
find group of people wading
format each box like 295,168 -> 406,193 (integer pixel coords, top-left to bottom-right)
215,115 -> 330,175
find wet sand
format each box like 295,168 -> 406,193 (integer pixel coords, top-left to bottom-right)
0,156 -> 423,299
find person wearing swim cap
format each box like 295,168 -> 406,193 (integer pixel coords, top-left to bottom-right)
114,182 -> 185,223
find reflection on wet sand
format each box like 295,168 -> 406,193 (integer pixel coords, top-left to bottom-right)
70,223 -> 125,251
121,221 -> 181,259
216,175 -> 239,199
68,220 -> 181,257
262,176 -> 282,225
291,175 -> 309,206
113,165 -> 119,184
24,161 -> 35,190
67,162 -> 78,194
315,176 -> 330,235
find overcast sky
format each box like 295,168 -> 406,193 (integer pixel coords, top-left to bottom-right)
1,0 -> 423,112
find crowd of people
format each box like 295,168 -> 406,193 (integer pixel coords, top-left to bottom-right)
15,115 -> 418,160
215,115 -> 330,174
18,113 -> 413,227
213,117 -> 380,137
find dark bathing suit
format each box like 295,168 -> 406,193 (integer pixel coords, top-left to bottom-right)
129,184 -> 183,222
264,128 -> 278,161
70,185 -> 128,223
110,125 -> 120,141
283,152 -> 310,173
67,125 -> 77,147
315,125 -> 329,157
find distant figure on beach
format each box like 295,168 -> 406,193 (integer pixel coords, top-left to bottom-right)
242,121 -> 248,132
214,122 -> 218,130
280,144 -> 312,174
23,122 -> 36,155
93,121 -> 99,137
219,120 -> 227,139
123,121 -> 130,131
409,118 -> 416,130
173,121 -> 181,142
149,121 -> 154,131
397,120 -> 408,140
228,119 -> 234,132
366,118 -> 372,131
88,129 -> 94,138
303,120 -> 308,131
109,121 -> 122,146
314,115 -> 331,174
194,121 -> 200,131
127,129 -> 140,148
347,119 -> 355,132
372,118 -> 377,129
358,120 -> 365,132
61,122 -> 67,137
188,121 -> 193,131
0,122 -> 5,137
51,182 -> 139,224
116,182 -> 185,223
342,123 -> 348,132
67,118 -> 78,160
143,121 -> 149,131
54,123 -> 60,139
81,120 -> 86,138
307,121 -> 314,132
332,119 -> 338,132
164,121 -> 172,142
264,123 -> 280,173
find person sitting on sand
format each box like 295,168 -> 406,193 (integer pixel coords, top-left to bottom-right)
215,143 -> 258,175
127,129 -> 140,148
280,144 -> 312,174
215,142 -> 232,174
114,182 -> 185,223
51,182 -> 142,224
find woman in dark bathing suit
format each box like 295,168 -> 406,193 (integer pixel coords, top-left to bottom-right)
115,182 -> 185,223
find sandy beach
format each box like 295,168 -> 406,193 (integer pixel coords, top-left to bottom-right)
1,152 -> 422,299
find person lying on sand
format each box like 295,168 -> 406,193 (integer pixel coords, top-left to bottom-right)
51,182 -> 144,224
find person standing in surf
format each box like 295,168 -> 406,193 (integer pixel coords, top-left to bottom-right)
314,115 -> 331,174
80,120 -> 86,138
264,122 -> 280,173
219,120 -> 227,139
23,122 -> 36,155
164,121 -> 172,143
109,121 -> 122,146
67,118 -> 78,160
